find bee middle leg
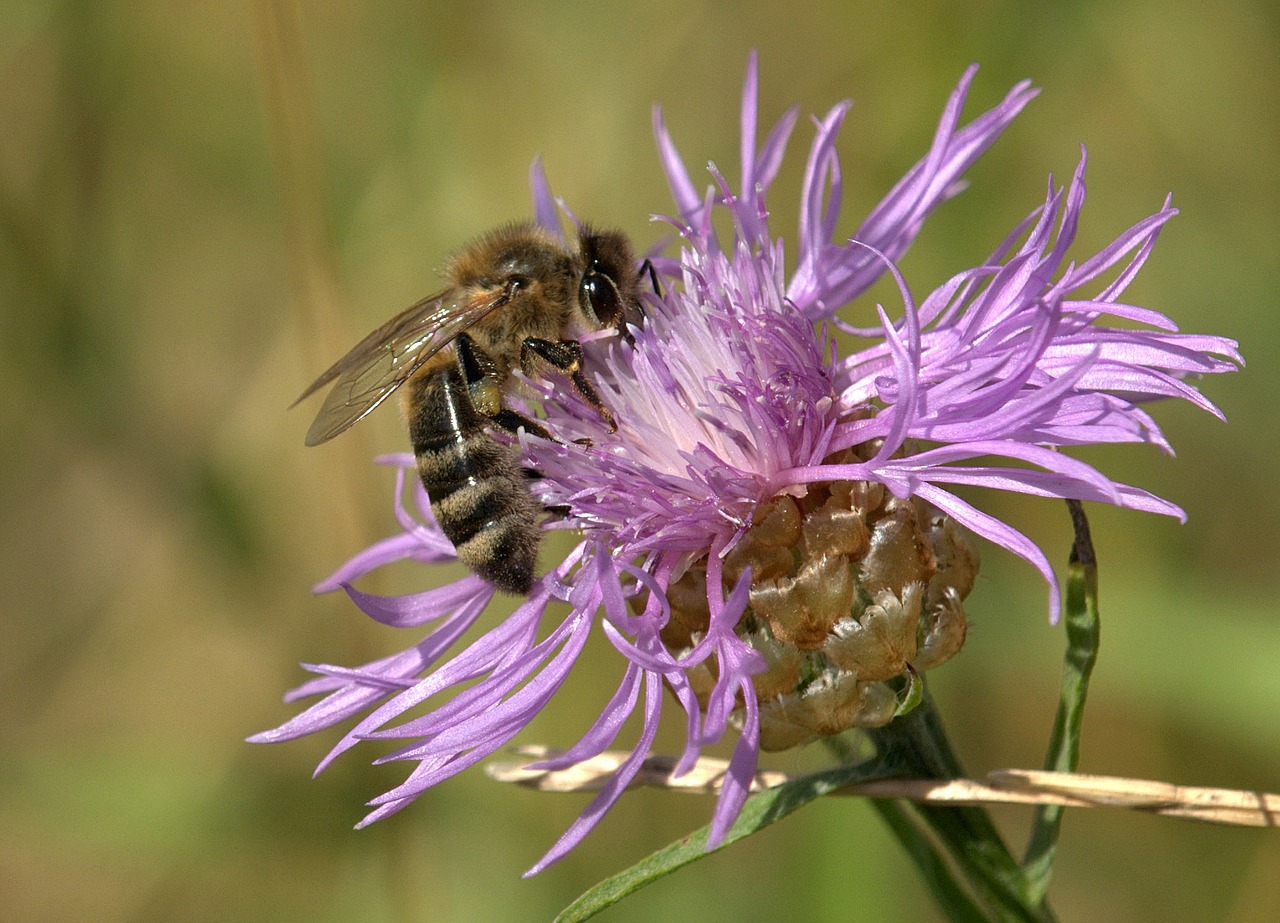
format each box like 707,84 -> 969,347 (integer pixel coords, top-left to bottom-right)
520,337 -> 617,433
454,332 -> 554,441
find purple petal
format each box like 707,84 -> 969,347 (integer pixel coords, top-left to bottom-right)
524,674 -> 665,875
313,532 -> 439,594
913,482 -> 1062,622
707,682 -> 759,849
652,104 -> 702,220
529,156 -> 566,241
344,574 -> 492,628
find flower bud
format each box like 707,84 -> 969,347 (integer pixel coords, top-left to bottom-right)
651,461 -> 978,751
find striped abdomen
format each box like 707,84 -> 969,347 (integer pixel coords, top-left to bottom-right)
405,367 -> 540,594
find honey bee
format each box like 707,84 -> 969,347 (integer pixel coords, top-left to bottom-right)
296,223 -> 643,594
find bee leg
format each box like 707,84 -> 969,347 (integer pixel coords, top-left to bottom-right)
492,407 -> 555,441
454,332 -> 505,418
522,462 -> 573,519
453,332 -> 559,442
524,465 -> 574,518
521,337 -> 617,434
639,258 -> 662,298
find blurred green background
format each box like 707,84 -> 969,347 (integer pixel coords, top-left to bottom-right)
3,1 -> 1277,920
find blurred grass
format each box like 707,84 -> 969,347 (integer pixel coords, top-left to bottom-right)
1,1 -> 1277,921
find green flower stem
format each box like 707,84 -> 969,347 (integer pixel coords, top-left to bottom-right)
865,691 -> 1059,923
869,798 -> 996,923
1023,499 -> 1100,900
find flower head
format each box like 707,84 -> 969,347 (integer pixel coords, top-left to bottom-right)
253,55 -> 1240,873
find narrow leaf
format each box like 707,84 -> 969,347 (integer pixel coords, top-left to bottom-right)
554,758 -> 898,923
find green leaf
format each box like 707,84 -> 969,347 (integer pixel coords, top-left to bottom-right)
1022,499 -> 1101,900
554,758 -> 898,923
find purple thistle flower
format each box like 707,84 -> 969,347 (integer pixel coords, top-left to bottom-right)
253,54 -> 1240,873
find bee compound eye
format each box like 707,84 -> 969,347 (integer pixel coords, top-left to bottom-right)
582,272 -> 622,326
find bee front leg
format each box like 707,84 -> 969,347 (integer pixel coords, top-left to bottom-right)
521,337 -> 617,434
639,258 -> 662,298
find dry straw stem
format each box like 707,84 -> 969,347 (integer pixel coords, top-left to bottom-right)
487,748 -> 1280,828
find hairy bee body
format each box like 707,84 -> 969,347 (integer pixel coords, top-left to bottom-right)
297,222 -> 641,594
404,366 -> 542,593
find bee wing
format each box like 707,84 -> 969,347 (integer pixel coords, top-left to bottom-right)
297,286 -> 508,446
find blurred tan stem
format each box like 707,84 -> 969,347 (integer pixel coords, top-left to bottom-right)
488,748 -> 1280,827
251,0 -> 377,558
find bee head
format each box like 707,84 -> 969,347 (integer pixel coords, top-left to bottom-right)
577,228 -> 639,329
